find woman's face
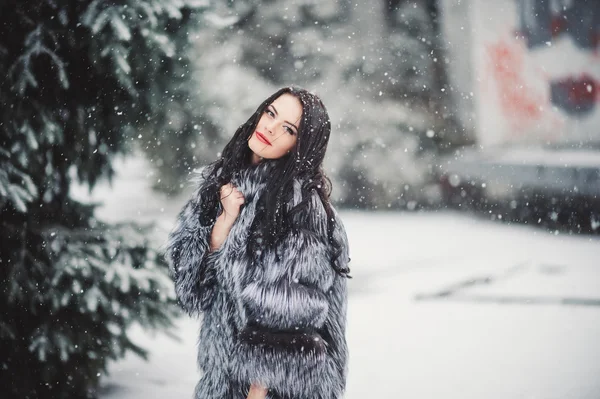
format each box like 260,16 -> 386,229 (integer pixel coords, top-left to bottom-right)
248,93 -> 302,163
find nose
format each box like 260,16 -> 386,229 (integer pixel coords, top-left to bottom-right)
265,120 -> 277,135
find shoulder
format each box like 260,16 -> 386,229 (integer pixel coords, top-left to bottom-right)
290,177 -> 327,211
289,178 -> 328,233
289,178 -> 348,246
187,162 -> 221,199
190,162 -> 220,186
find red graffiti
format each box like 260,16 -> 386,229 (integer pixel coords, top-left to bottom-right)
486,39 -> 546,128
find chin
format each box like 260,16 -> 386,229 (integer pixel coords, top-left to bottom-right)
249,139 -> 273,157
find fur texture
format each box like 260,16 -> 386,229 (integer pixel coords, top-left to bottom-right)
165,161 -> 350,399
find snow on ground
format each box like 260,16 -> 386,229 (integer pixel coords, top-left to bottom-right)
76,155 -> 600,399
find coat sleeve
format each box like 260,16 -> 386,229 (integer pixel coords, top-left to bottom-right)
164,166 -> 221,316
230,189 -> 346,398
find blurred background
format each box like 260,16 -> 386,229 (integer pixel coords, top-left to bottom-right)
1,0 -> 599,398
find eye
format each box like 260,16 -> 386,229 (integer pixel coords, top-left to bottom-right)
266,109 -> 275,117
284,126 -> 296,135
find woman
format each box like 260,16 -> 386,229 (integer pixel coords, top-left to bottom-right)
165,86 -> 351,399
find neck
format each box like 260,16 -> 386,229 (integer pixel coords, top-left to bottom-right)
230,158 -> 276,196
251,153 -> 263,165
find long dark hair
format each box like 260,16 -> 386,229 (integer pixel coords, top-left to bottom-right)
197,86 -> 350,278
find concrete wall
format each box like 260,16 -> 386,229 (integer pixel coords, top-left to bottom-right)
438,0 -> 477,136
442,0 -> 600,148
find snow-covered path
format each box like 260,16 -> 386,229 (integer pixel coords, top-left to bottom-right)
79,155 -> 600,399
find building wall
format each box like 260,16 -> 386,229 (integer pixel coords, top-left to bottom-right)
443,0 -> 600,148
439,0 -> 477,137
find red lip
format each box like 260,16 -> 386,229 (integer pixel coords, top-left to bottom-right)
255,131 -> 272,145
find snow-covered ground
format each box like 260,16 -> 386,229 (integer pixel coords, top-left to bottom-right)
75,154 -> 600,399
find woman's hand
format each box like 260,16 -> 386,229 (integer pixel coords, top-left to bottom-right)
208,183 -> 245,252
219,183 -> 245,222
246,383 -> 268,399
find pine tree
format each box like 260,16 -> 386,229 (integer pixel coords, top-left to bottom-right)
385,0 -> 437,102
0,1 -> 211,397
182,0 -> 451,209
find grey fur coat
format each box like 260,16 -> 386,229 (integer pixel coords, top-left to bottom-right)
165,161 -> 350,399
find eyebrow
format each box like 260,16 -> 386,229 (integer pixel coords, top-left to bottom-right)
270,105 -> 299,132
